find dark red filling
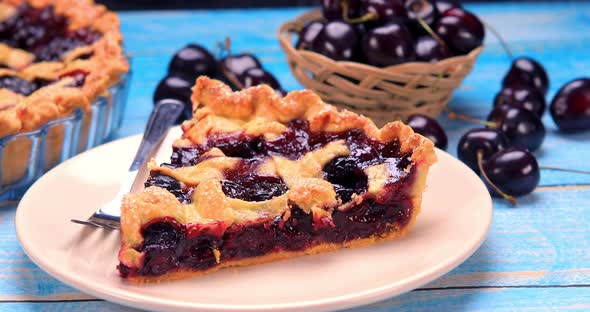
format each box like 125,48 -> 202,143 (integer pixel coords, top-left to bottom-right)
0,70 -> 88,96
122,120 -> 416,277
0,75 -> 39,96
0,5 -> 97,96
0,4 -> 100,62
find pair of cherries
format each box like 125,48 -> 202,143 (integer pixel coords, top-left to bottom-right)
407,112 -> 540,204
298,0 -> 484,67
153,43 -> 285,121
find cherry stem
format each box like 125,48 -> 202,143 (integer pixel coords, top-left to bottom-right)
416,16 -> 448,51
444,107 -> 497,128
481,20 -> 513,61
341,0 -> 350,20
477,150 -> 518,206
224,37 -> 231,52
221,37 -> 245,90
539,165 -> 590,175
343,1 -> 377,24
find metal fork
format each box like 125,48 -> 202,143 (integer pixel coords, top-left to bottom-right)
70,99 -> 184,229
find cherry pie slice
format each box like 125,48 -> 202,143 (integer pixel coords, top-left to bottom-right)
118,77 -> 437,282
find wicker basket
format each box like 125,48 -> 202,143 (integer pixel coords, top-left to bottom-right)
278,9 -> 483,126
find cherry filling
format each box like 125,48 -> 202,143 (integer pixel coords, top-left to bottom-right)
219,158 -> 287,202
59,69 -> 89,88
119,120 -> 417,277
144,173 -> 194,204
324,157 -> 368,203
0,4 -> 101,62
0,76 -> 38,95
0,70 -> 88,97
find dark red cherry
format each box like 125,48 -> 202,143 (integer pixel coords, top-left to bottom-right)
153,73 -> 193,121
237,67 -> 281,90
415,36 -> 451,62
406,114 -> 447,150
359,0 -> 406,28
434,0 -> 461,14
296,21 -> 325,50
405,0 -> 437,27
362,22 -> 415,67
457,128 -> 509,173
487,105 -> 546,152
434,8 -> 484,55
549,78 -> 590,132
494,84 -> 546,117
311,20 -> 360,62
323,157 -> 368,203
502,57 -> 549,95
154,73 -> 193,103
482,147 -> 540,197
168,44 -> 217,78
219,53 -> 262,78
322,0 -> 362,20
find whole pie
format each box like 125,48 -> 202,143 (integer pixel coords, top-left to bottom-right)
0,0 -> 128,186
118,77 -> 437,282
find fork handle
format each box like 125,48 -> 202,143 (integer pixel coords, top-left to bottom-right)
129,100 -> 185,171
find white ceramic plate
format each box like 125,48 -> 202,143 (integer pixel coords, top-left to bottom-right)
16,129 -> 492,312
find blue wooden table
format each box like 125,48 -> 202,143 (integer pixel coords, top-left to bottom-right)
2,2 -> 590,311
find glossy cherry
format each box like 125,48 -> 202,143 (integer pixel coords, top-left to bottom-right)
487,105 -> 545,151
220,53 -> 262,79
153,73 -> 193,121
405,0 -> 437,27
311,20 -> 360,62
493,84 -> 546,117
502,57 -> 549,95
322,0 -> 362,20
434,0 -> 461,14
457,128 -> 509,173
434,8 -> 484,55
406,114 -> 447,150
415,36 -> 451,62
324,157 -> 368,202
482,147 -> 540,197
362,22 -> 415,67
359,0 -> 406,28
168,44 -> 217,78
153,73 -> 192,103
296,21 -> 325,50
549,78 -> 590,132
237,67 -> 281,90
